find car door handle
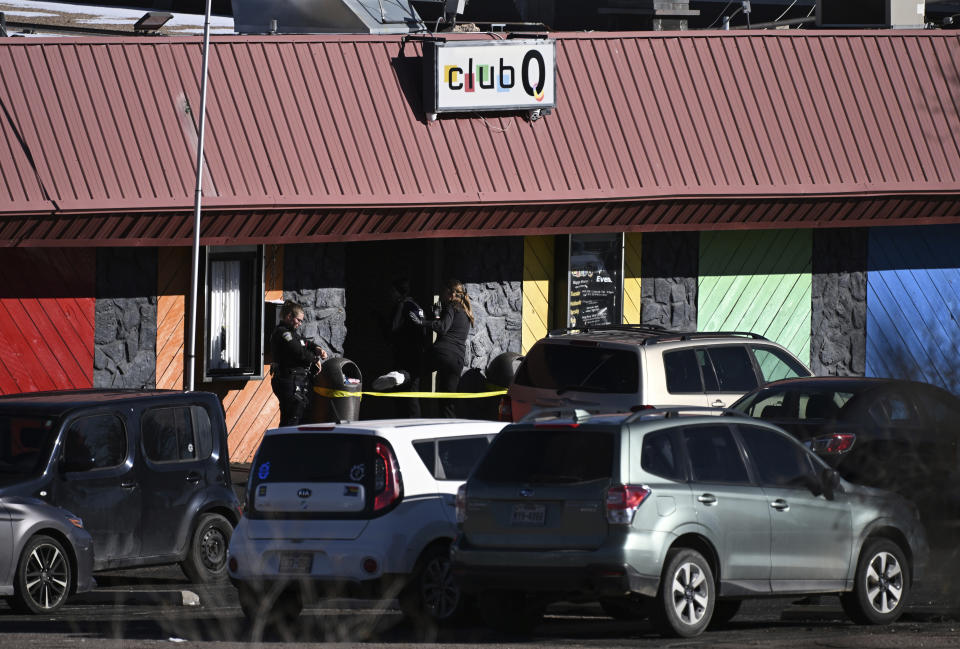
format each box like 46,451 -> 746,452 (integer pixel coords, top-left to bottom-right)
185,472 -> 202,483
770,499 -> 790,511
121,481 -> 136,490
697,493 -> 718,506
711,399 -> 725,407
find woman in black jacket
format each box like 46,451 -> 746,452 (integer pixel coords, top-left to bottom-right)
421,278 -> 474,418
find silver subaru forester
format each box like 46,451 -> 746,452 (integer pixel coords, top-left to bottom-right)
451,407 -> 929,638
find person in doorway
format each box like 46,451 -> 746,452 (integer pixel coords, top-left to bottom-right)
387,278 -> 428,418
411,278 -> 474,418
270,300 -> 328,426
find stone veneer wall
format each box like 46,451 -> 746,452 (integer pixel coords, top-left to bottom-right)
445,237 -> 523,374
811,228 -> 868,376
640,231 -> 699,332
94,248 -> 158,389
283,243 -> 347,355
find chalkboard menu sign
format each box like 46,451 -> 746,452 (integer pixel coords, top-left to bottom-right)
567,233 -> 623,328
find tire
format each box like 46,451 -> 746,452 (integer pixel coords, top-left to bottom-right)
599,596 -> 648,621
11,535 -> 72,614
399,544 -> 467,626
180,513 -> 232,584
708,599 -> 742,628
477,590 -> 544,635
840,538 -> 910,625
651,548 -> 715,638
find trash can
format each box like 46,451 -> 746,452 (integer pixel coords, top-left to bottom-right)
310,357 -> 362,423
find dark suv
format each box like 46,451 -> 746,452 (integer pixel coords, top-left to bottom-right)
0,390 -> 241,583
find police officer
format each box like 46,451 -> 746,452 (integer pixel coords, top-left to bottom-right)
271,300 -> 328,426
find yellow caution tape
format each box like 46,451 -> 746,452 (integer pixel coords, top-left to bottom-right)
313,386 -> 507,399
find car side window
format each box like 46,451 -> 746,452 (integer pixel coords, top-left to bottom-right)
738,425 -> 816,488
664,350 -> 704,393
142,406 -> 208,463
682,424 -> 749,484
751,346 -> 809,383
64,414 -> 127,470
413,435 -> 493,481
866,391 -> 916,425
915,390 -> 960,428
641,430 -> 684,480
706,346 -> 758,392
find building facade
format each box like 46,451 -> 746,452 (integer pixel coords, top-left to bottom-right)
2,30 -> 960,462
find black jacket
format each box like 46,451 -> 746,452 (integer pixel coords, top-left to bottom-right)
270,323 -> 321,375
428,304 -> 471,362
391,297 -> 427,368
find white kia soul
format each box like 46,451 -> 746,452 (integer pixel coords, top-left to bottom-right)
227,418 -> 505,627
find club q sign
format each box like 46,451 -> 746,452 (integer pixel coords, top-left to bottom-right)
423,39 -> 556,119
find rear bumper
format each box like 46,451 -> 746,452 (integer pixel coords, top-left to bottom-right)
450,544 -> 659,598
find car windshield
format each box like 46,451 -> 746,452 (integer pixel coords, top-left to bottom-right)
0,413 -> 60,483
513,343 -> 639,394
732,387 -> 857,420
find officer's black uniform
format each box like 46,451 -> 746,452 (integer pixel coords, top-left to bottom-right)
270,322 -> 324,426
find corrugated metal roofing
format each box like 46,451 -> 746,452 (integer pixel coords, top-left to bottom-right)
2,30 -> 960,245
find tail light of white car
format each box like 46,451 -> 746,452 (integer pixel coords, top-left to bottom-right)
373,441 -> 403,512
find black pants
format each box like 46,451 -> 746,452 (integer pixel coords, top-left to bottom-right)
433,351 -> 464,419
272,374 -> 310,426
396,371 -> 422,419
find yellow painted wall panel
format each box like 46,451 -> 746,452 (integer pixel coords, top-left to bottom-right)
522,236 -> 554,354
623,233 -> 642,324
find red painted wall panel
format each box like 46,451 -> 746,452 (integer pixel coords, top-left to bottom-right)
0,249 -> 95,394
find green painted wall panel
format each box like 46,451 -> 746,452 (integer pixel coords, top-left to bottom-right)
698,230 -> 812,367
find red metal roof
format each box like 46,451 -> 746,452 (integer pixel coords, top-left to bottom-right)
2,30 -> 960,245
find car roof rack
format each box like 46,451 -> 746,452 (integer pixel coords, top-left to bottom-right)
518,407 -> 597,424
640,331 -> 769,346
625,405 -> 739,423
546,324 -> 673,337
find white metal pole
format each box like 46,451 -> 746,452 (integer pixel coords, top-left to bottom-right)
186,0 -> 214,392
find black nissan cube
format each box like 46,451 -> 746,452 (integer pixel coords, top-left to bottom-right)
0,389 -> 241,583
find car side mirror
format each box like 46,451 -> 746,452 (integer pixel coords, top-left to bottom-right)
820,467 -> 840,501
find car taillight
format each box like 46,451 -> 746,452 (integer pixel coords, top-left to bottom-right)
456,484 -> 467,523
807,433 -> 856,455
374,441 -> 402,511
498,395 -> 513,422
606,484 -> 651,524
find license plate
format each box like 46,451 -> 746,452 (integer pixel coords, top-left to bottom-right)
511,503 -> 546,525
278,552 -> 313,574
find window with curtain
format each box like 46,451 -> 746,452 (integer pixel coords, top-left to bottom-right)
204,246 -> 264,379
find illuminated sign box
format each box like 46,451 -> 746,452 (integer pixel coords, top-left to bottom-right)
423,39 -> 556,118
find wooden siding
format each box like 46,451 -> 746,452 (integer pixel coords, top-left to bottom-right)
156,247 -> 189,390
866,226 -> 960,393
698,230 -> 811,366
0,249 -> 95,394
623,233 -> 642,324
223,245 -> 282,465
522,236 -> 554,354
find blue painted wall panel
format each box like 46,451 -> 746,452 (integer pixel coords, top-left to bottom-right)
866,226 -> 960,393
